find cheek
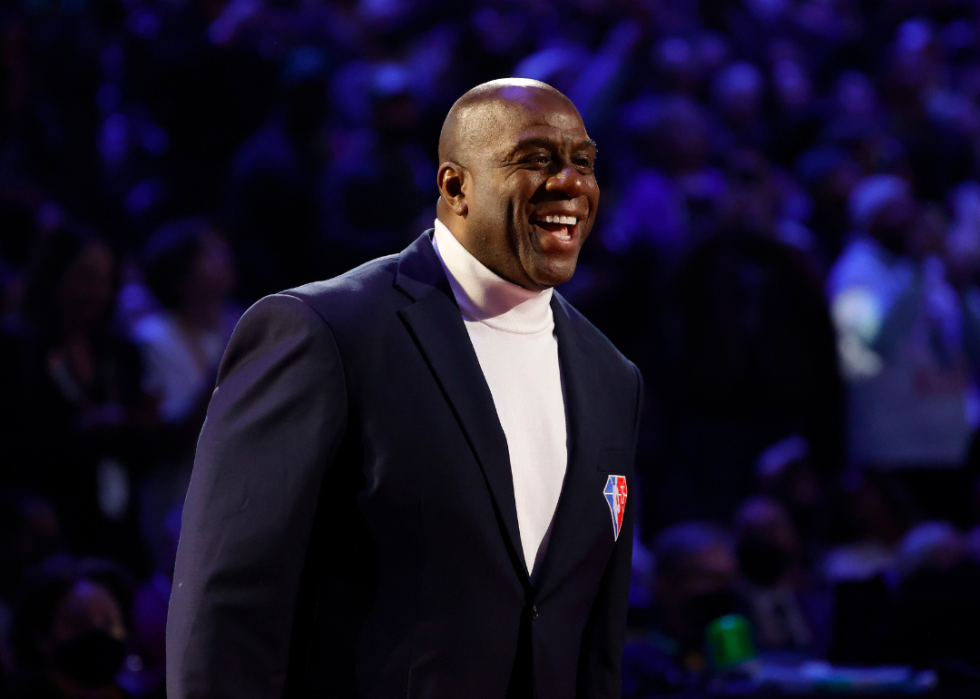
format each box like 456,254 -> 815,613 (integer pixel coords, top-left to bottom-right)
588,182 -> 600,217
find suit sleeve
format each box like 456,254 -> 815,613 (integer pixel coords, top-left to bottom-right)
576,363 -> 644,698
166,293 -> 347,699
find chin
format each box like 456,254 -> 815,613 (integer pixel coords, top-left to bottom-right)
528,260 -> 578,288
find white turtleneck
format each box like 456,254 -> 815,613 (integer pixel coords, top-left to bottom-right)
431,219 -> 567,577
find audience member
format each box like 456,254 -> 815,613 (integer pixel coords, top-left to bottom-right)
753,435 -> 828,566
828,173 -> 980,467
622,522 -> 739,696
9,557 -> 130,699
733,496 -> 829,654
134,219 -> 237,427
823,470 -> 915,584
0,491 -> 64,689
132,219 -> 238,565
889,521 -> 980,672
14,225 -> 150,573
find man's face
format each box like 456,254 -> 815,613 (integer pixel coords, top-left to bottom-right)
462,90 -> 599,290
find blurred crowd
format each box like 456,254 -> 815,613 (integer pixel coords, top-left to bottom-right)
3,0 -> 980,696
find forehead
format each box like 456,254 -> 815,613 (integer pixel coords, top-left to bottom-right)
483,90 -> 589,151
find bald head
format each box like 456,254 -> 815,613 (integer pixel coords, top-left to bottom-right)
438,78 -> 575,165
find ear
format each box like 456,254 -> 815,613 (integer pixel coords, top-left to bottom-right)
437,162 -> 468,217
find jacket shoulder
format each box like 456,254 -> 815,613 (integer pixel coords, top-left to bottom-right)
278,253 -> 403,326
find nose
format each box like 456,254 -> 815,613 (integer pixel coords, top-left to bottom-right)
545,165 -> 588,198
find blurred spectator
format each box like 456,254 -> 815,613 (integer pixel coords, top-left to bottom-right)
607,95 -> 726,259
649,222 -> 842,528
9,557 -> 130,699
622,522 -> 739,697
823,470 -> 914,584
121,507 -> 180,699
223,62 -> 328,298
132,218 -> 238,565
713,61 -> 766,151
895,520 -> 966,580
889,521 -> 980,673
968,523 -> 980,564
795,145 -> 862,262
13,225 -> 150,573
317,60 -> 437,267
0,491 -> 63,686
134,219 -> 237,427
828,174 -> 980,467
733,496 -> 829,654
753,435 -> 827,564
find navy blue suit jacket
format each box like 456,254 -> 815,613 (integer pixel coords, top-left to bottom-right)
166,231 -> 643,699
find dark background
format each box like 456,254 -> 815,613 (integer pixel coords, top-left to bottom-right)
2,0 -> 980,696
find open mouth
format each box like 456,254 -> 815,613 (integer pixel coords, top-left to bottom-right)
531,214 -> 579,244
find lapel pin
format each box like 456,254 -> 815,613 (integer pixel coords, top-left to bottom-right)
603,475 -> 628,541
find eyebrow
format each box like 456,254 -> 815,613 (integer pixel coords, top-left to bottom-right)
507,136 -> 599,158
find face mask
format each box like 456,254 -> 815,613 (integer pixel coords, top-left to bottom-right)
51,629 -> 126,689
737,536 -> 790,588
683,588 -> 738,632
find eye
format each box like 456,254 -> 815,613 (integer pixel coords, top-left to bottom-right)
574,156 -> 595,170
530,154 -> 551,166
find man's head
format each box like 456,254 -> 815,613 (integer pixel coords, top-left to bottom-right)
653,522 -> 738,644
436,78 -> 599,290
848,174 -> 917,255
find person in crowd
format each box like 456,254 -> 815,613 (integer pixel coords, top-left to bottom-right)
607,95 -> 726,261
123,507 -> 180,699
894,520 -> 966,580
14,225 -> 151,573
649,213 -> 843,529
968,521 -> 980,565
828,173 -> 980,468
131,218 -> 238,568
135,219 -> 237,427
823,470 -> 919,665
712,62 -> 767,151
823,470 -> 915,585
753,435 -> 827,565
889,521 -> 980,672
0,491 -> 64,688
9,557 -> 131,699
795,146 -> 862,263
733,496 -> 829,654
622,522 -> 739,697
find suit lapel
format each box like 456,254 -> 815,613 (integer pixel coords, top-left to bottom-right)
395,232 -> 529,584
534,293 -> 602,597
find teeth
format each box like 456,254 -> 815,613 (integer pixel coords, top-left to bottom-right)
541,215 -> 577,225
545,215 -> 554,223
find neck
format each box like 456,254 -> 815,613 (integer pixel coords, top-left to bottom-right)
436,216 -> 537,291
431,220 -> 552,334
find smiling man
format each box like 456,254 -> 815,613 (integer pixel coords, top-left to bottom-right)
167,79 -> 642,699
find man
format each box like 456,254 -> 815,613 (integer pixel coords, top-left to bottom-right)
167,79 -> 642,699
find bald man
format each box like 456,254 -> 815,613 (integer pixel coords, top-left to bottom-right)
167,79 -> 642,699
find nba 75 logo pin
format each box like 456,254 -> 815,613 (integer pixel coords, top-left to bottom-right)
603,475 -> 628,541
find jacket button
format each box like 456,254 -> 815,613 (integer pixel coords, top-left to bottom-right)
530,605 -> 539,621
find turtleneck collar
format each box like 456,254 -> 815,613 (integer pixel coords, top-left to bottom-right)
432,219 -> 554,335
